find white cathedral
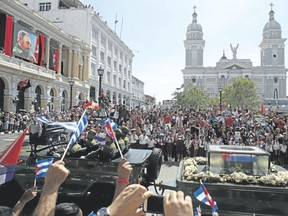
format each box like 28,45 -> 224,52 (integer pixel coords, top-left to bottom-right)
182,6 -> 287,109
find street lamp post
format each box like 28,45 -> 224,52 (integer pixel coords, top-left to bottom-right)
219,86 -> 223,112
98,67 -> 104,108
68,79 -> 75,109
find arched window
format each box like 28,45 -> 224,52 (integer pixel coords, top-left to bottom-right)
274,89 -> 278,99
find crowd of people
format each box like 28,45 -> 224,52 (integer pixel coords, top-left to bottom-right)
1,104 -> 288,166
1,102 -> 287,215
0,158 -> 195,216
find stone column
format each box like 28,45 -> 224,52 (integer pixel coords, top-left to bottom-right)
72,48 -> 79,79
45,36 -> 50,68
68,49 -> 72,78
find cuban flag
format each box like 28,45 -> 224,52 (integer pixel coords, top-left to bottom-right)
35,158 -> 54,179
194,206 -> 202,216
0,127 -> 29,185
105,121 -> 116,142
36,116 -> 78,132
103,119 -> 118,129
193,182 -> 218,213
84,101 -> 100,110
94,135 -> 106,147
68,112 -> 88,148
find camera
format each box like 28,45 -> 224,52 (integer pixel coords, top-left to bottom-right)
143,195 -> 164,214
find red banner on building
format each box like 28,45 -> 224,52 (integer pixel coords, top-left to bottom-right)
4,15 -> 13,55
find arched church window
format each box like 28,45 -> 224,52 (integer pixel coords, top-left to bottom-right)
192,77 -> 196,83
274,77 -> 278,83
273,89 -> 278,99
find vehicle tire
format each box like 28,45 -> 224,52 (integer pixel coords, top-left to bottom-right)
146,148 -> 162,182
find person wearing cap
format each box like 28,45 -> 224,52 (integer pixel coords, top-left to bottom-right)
120,126 -> 130,146
114,128 -> 125,150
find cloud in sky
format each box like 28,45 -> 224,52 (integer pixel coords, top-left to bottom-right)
82,0 -> 288,103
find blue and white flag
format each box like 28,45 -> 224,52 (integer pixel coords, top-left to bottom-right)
35,158 -> 54,179
88,212 -> 96,216
103,119 -> 118,129
68,113 -> 88,148
94,135 -> 106,147
193,182 -> 218,213
36,116 -> 77,132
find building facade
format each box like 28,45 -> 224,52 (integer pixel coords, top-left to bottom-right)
0,0 -> 90,113
20,0 -> 135,107
182,6 -> 287,109
131,76 -> 145,108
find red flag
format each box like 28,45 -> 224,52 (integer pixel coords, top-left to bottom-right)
0,127 -> 29,185
105,121 -> 116,141
260,104 -> 264,114
84,101 -> 99,110
17,79 -> 31,90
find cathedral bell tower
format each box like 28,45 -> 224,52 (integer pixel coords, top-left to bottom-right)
184,6 -> 205,68
259,3 -> 286,67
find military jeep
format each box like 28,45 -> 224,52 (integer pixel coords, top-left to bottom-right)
13,140 -> 162,214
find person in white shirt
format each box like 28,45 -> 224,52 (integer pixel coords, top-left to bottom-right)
138,130 -> 149,149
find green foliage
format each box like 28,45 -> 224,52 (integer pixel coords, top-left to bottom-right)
172,78 -> 261,110
222,78 -> 261,110
172,86 -> 210,109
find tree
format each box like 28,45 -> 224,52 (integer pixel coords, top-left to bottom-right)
173,86 -> 210,109
223,78 -> 261,110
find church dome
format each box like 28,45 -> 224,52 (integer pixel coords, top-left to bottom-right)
187,12 -> 202,33
263,10 -> 281,32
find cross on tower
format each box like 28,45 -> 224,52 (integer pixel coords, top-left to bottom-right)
270,3 -> 274,10
193,5 -> 197,13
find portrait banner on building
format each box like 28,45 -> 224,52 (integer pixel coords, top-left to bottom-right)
12,23 -> 39,63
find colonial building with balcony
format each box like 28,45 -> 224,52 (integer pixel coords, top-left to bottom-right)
20,0 -> 135,107
0,0 -> 90,113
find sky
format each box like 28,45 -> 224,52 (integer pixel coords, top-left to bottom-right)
82,0 -> 288,103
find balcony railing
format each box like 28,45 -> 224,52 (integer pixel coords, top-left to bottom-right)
0,53 -> 56,79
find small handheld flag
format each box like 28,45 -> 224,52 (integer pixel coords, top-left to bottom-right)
193,181 -> 218,214
105,120 -> 123,159
194,205 -> 202,216
84,101 -> 100,110
35,158 -> 54,179
61,111 -> 88,160
36,116 -> 77,132
103,119 -> 118,129
0,127 -> 29,185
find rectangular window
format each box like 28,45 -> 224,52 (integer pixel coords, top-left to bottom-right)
107,71 -> 111,83
39,3 -> 51,11
114,60 -> 117,70
100,51 -> 105,62
119,64 -> 122,72
91,63 -> 96,76
92,46 -> 97,57
101,34 -> 106,45
107,56 -> 111,66
113,75 -> 117,86
119,78 -> 121,88
92,28 -> 98,40
108,41 -> 112,51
